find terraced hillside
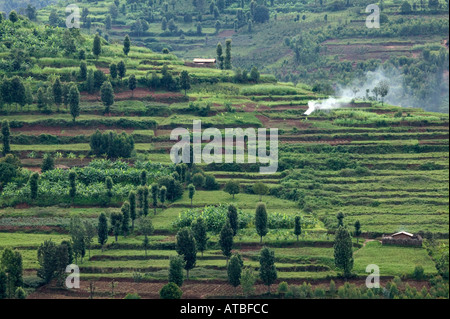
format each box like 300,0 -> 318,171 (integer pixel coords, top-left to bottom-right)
0,12 -> 448,299
35,0 -> 450,112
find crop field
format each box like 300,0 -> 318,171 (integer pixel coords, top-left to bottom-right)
0,0 -> 448,302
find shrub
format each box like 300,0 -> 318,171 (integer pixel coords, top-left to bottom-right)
204,174 -> 219,190
159,282 -> 183,299
192,173 -> 205,188
412,265 -> 425,280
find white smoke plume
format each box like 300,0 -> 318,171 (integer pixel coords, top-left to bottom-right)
305,66 -> 447,115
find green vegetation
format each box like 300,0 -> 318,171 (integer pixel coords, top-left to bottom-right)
0,2 -> 447,300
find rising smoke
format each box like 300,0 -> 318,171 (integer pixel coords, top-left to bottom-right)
305,66 -> 449,115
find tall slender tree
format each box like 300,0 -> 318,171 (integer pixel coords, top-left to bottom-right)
228,253 -> 243,295
294,216 -> 302,241
69,171 -> 77,206
121,201 -> 131,237
176,227 -> 197,280
93,34 -> 102,59
98,213 -> 108,251
101,81 -> 115,114
180,71 -> 191,96
192,217 -> 208,257
29,172 -> 39,201
128,191 -> 137,230
1,120 -> 11,156
128,74 -> 137,97
188,184 -> 195,208
123,35 -> 131,56
334,226 -> 354,278
219,220 -> 234,265
255,203 -> 268,243
68,85 -> 80,122
52,78 -> 63,111
151,183 -> 159,215
228,204 -> 238,236
259,247 -> 277,294
354,220 -> 362,244
216,43 -> 224,69
224,39 -> 232,70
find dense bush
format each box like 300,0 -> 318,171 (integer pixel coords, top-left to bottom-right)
90,130 -> 135,158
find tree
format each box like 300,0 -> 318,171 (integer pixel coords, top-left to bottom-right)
98,213 -> 108,250
37,240 -> 57,284
105,176 -> 113,203
138,216 -> 154,256
121,201 -> 131,237
215,20 -> 221,33
122,35 -> 131,56
253,182 -> 268,201
219,220 -> 234,265
228,253 -> 243,295
79,61 -> 88,81
377,81 -> 390,105
228,205 -> 238,236
294,216 -> 302,241
259,247 -> 277,294
151,183 -> 159,215
41,153 -> 54,173
93,34 -> 102,59
1,248 -> 22,298
336,212 -> 345,227
224,180 -> 240,199
26,4 -> 37,21
334,226 -> 354,277
253,5 -> 270,23
128,191 -> 137,230
161,17 -> 168,31
140,170 -> 147,186
111,212 -> 123,242
83,221 -> 97,258
180,71 -> 191,96
117,61 -> 126,81
29,172 -> 39,200
8,11 -> 18,23
241,267 -> 256,298
159,282 -> 182,299
169,256 -> 185,287
255,203 -> 268,243
217,43 -> 224,70
101,81 -> 115,114
68,85 -> 80,122
69,171 -> 77,206
70,217 -> 86,263
109,63 -> 118,80
224,39 -> 232,70
191,218 -> 208,257
0,271 -> 7,299
188,184 -> 196,208
105,14 -> 112,30
52,78 -> 63,110
354,220 -> 362,244
1,120 -> 11,156
400,1 -> 412,13
159,186 -> 167,208
176,227 -> 197,280
128,74 -> 137,97
250,67 -> 260,83
142,185 -> 149,216
428,0 -> 439,10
